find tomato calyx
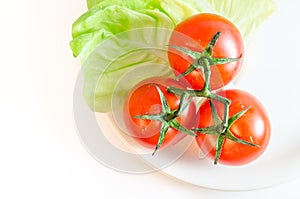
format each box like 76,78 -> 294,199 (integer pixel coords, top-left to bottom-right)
167,32 -> 238,127
168,78 -> 260,165
193,100 -> 260,164
132,84 -> 196,155
168,31 -> 241,83
168,83 -> 260,165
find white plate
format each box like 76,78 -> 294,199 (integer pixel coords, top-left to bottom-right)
73,1 -> 300,191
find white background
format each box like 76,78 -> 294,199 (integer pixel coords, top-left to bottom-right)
1,0 -> 299,198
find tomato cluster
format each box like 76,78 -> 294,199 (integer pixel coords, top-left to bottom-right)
123,13 -> 271,166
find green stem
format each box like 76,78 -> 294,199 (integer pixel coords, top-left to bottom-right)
210,93 -> 231,128
199,56 -> 212,92
168,86 -> 230,130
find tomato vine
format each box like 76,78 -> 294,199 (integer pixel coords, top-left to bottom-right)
133,31 -> 260,164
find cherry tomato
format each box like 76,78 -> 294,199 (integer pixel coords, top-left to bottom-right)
123,77 -> 197,149
196,89 -> 271,166
168,13 -> 244,90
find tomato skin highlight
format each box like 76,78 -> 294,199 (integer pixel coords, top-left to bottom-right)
168,13 -> 244,90
123,77 -> 197,149
196,89 -> 271,166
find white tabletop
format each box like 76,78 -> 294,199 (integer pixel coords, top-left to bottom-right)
1,0 -> 299,198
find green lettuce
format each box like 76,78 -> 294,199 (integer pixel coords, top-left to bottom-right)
79,14 -> 175,112
180,0 -> 277,44
70,0 -> 276,112
71,0 -> 199,62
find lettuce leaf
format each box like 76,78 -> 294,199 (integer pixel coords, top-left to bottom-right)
71,0 -> 200,62
71,0 -> 276,112
70,5 -> 175,61
180,0 -> 277,44
77,9 -> 175,112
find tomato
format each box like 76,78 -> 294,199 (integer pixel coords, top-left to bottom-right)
123,77 -> 197,150
195,89 -> 271,166
168,13 -> 244,90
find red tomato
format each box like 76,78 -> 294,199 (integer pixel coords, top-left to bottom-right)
196,89 -> 271,166
168,13 -> 244,90
123,77 -> 197,149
